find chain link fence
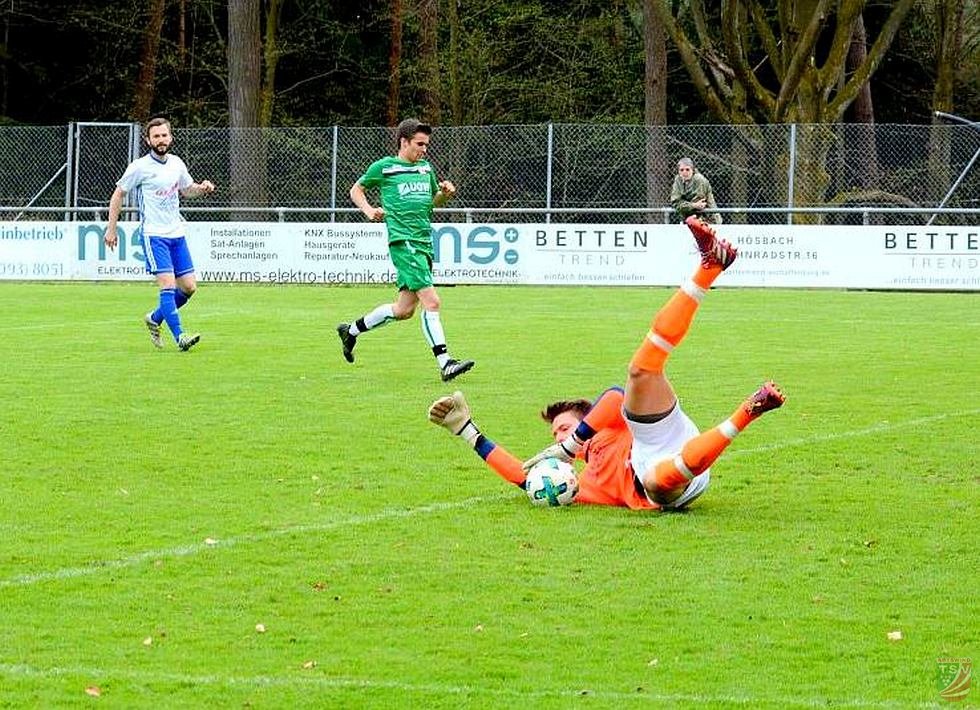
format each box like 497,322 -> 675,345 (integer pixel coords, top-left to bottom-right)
2,122 -> 978,224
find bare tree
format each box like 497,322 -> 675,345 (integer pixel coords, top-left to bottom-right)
650,0 -> 915,218
844,11 -> 879,190
928,0 -> 969,197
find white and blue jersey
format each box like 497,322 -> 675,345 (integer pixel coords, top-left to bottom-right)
117,153 -> 196,275
117,153 -> 194,237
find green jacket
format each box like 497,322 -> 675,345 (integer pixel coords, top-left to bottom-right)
669,171 -> 722,224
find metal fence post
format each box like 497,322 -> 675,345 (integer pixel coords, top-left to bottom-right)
330,125 -> 339,222
787,123 -> 797,225
64,123 -> 74,221
545,122 -> 554,224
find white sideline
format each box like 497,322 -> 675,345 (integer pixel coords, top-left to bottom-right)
0,662 -> 940,708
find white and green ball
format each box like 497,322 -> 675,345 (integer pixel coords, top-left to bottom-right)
525,458 -> 579,507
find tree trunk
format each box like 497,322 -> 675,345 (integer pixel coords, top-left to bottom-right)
259,0 -> 283,127
131,0 -> 168,120
928,0 -> 964,201
418,0 -> 440,121
845,11 -> 878,191
228,0 -> 266,215
387,0 -> 403,125
643,0 -> 668,223
177,0 -> 186,68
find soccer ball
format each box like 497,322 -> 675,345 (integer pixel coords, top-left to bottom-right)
524,458 -> 579,507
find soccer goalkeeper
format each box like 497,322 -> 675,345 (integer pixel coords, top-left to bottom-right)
429,217 -> 785,509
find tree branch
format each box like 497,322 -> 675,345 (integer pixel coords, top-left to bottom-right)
817,0 -> 864,94
649,0 -> 732,122
747,0 -> 782,77
774,0 -> 832,121
827,0 -> 915,118
720,0 -> 775,117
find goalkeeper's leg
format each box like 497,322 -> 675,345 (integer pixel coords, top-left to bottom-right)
625,223 -> 735,418
644,381 -> 785,504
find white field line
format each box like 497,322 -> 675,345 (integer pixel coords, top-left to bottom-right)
0,310 -> 250,333
728,408 -> 980,458
0,662 -> 941,709
0,416 -> 964,708
3,409 -> 976,590
0,495 -> 508,589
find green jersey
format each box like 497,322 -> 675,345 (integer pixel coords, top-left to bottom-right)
357,156 -> 440,247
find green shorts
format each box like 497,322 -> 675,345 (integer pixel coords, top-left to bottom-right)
389,240 -> 434,292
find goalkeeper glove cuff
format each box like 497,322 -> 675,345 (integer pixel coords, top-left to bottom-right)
456,419 -> 481,446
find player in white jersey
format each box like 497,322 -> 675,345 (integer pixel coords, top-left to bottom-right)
104,117 -> 216,351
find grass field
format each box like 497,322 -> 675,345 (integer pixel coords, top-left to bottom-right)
0,281 -> 977,708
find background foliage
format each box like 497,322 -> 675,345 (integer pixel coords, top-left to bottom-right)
2,0 -> 979,127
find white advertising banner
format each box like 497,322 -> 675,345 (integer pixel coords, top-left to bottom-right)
1,221 -> 977,290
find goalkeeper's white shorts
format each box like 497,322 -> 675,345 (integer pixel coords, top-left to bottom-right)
626,402 -> 710,510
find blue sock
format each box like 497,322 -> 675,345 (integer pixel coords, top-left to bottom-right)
154,289 -> 192,323
158,288 -> 183,341
175,289 -> 193,309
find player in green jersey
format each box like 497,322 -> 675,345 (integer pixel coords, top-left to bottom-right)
337,118 -> 474,382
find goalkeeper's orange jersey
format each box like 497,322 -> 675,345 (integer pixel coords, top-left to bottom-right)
483,428 -> 658,510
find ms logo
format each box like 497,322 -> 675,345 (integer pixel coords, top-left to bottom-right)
76,223 -> 145,262
433,225 -> 519,265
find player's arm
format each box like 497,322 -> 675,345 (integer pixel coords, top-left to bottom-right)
181,180 -> 216,198
350,181 -> 385,221
522,387 -> 625,470
432,179 -> 455,208
428,392 -> 526,486
104,186 -> 126,250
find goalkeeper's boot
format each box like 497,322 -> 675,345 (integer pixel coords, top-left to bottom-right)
685,215 -> 737,270
178,332 -> 201,352
144,313 -> 163,349
336,323 -> 356,363
743,381 -> 785,420
441,358 -> 475,382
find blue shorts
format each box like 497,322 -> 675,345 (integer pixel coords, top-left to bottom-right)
142,234 -> 195,277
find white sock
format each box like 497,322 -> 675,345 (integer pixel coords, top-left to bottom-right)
421,310 -> 451,368
349,304 -> 395,336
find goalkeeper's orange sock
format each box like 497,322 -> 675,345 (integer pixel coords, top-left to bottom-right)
649,382 -> 786,503
629,262 -> 720,374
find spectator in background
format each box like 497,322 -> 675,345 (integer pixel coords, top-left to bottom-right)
670,157 -> 721,224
